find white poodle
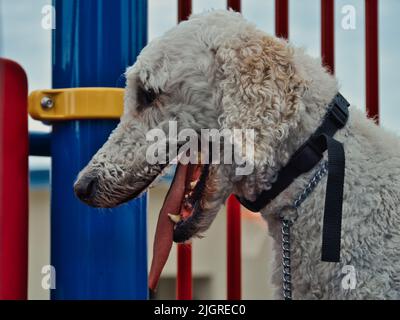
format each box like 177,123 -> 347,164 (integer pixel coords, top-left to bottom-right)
74,11 -> 400,299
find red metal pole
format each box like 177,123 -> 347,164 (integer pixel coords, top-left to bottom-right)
226,0 -> 242,301
178,0 -> 192,23
227,0 -> 241,12
321,0 -> 335,74
365,0 -> 379,122
176,243 -> 192,299
275,0 -> 289,39
226,195 -> 241,300
0,58 -> 29,300
176,0 -> 193,301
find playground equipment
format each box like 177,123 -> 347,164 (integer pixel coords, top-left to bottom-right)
0,0 -> 379,300
2,0 -> 148,300
41,0 -> 147,300
0,58 -> 28,300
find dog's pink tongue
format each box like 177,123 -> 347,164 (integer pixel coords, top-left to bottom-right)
149,163 -> 188,291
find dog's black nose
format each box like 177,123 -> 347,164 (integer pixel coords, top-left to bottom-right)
74,176 -> 98,201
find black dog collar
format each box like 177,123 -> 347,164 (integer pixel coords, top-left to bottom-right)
236,93 -> 350,262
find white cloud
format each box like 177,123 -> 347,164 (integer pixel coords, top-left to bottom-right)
242,0 -> 274,34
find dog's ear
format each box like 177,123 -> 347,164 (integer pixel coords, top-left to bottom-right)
214,32 -> 307,171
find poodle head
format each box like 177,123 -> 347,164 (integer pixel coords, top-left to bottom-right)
74,10 -> 309,241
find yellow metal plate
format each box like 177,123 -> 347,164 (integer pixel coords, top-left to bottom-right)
28,87 -> 124,121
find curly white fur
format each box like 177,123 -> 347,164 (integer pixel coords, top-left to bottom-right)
75,10 -> 400,299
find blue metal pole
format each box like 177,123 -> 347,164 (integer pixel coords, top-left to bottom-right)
51,0 -> 148,299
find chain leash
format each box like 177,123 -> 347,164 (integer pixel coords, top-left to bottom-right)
279,161 -> 328,300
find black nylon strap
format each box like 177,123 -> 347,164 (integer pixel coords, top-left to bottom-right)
236,140 -> 324,212
237,93 -> 349,212
236,93 -> 350,263
320,135 -> 345,262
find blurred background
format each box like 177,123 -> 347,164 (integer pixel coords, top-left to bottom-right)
0,0 -> 399,299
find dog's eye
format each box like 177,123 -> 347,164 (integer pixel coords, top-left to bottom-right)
138,87 -> 158,107
144,88 -> 157,104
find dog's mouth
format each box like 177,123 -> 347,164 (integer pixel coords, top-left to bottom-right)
149,162 -> 210,290
171,163 -> 209,241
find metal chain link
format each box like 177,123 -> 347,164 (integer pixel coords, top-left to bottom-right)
292,161 -> 328,210
281,219 -> 292,300
279,161 -> 328,300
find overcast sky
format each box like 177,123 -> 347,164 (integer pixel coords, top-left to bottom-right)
1,0 -> 399,168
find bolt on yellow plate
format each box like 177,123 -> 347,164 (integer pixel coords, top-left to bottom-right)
29,87 -> 124,121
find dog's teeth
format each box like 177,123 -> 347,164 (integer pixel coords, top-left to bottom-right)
168,214 -> 181,224
190,181 -> 198,189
